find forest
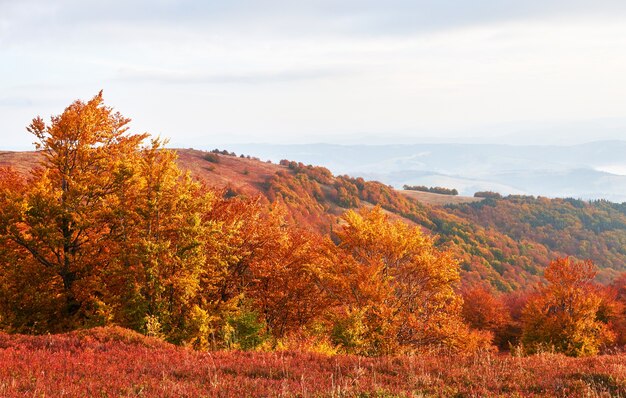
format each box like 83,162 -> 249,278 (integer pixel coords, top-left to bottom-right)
252,158 -> 626,291
0,93 -> 625,359
0,94 -> 625,396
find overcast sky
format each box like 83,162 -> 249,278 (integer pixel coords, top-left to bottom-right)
2,0 -> 626,149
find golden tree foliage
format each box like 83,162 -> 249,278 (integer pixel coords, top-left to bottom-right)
521,258 -> 615,356
206,198 -> 337,346
0,92 -> 147,329
106,140 -> 214,343
332,207 -> 481,355
0,93 -> 213,344
0,168 -> 66,332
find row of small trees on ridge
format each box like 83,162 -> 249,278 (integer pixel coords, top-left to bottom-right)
403,185 -> 459,196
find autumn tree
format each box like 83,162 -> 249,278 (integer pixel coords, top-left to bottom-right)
497,289 -> 532,349
205,198 -> 336,348
521,257 -> 615,356
605,273 -> 626,346
0,168 -> 65,332
332,206 -> 479,355
0,93 -> 216,343
104,140 -> 215,344
0,92 -> 148,329
461,284 -> 511,347
247,228 -> 336,340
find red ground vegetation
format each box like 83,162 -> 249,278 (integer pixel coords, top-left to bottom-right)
0,327 -> 625,397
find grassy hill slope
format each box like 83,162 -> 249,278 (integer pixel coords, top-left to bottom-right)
398,189 -> 483,206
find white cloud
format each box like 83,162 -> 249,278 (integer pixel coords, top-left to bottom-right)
2,1 -> 626,148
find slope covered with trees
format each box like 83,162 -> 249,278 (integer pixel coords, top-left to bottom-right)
179,153 -> 626,291
446,195 -> 626,284
1,93 -> 625,359
6,145 -> 626,292
0,93 -> 486,355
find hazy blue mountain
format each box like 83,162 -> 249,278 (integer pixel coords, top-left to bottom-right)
223,141 -> 626,201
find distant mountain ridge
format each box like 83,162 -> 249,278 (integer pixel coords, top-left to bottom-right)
225,141 -> 626,202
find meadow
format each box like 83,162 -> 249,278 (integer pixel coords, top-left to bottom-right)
1,327 -> 625,397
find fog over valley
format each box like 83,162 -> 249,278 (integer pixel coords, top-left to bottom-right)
227,140 -> 626,201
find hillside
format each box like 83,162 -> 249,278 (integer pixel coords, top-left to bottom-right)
227,142 -> 626,202
181,150 -> 625,289
398,189 -> 483,206
0,151 -> 41,175
2,148 -> 626,291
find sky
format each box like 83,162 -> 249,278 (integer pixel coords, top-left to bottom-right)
2,0 -> 626,150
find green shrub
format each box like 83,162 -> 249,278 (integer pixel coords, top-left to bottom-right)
204,153 -> 220,163
223,309 -> 268,350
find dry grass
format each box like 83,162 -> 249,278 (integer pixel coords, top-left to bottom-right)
0,327 -> 625,397
0,148 -> 285,199
174,149 -> 282,196
397,189 -> 483,206
0,151 -> 41,175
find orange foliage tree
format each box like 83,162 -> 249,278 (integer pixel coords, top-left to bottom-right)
105,140 -> 214,344
205,198 -> 336,348
331,206 -> 481,355
0,168 -> 64,332
606,273 -> 626,346
0,93 -> 214,344
521,258 -> 616,356
0,92 -> 148,330
461,284 -> 511,348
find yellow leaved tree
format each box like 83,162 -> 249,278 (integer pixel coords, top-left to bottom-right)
0,92 -> 148,330
331,206 -> 483,355
0,92 -> 216,344
521,257 -> 615,356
